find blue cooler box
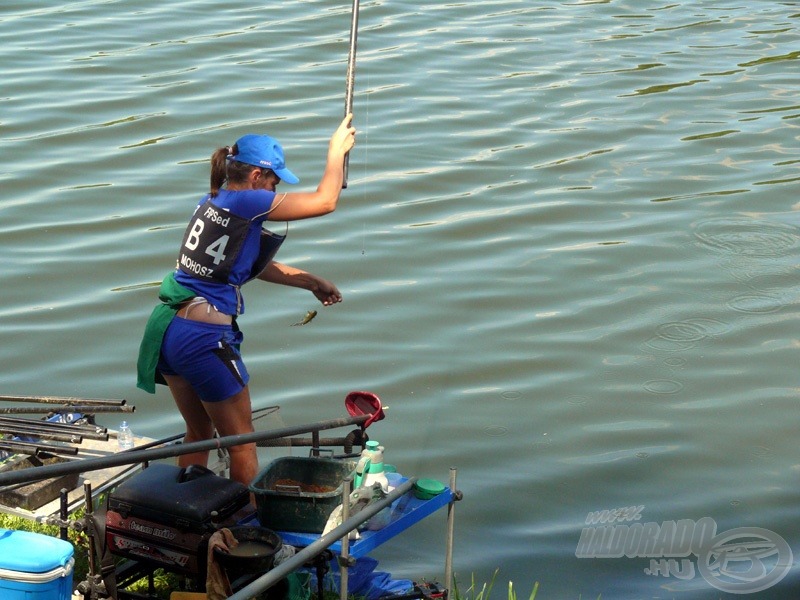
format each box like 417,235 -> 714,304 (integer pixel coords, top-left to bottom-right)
0,529 -> 74,600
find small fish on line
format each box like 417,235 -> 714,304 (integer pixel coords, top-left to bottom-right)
291,310 -> 317,326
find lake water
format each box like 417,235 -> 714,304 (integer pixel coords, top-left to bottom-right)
2,1 -> 799,598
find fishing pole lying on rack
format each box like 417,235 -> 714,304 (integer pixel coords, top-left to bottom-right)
256,435 -> 365,448
0,395 -> 126,407
0,425 -> 82,444
0,405 -> 133,415
0,439 -> 79,456
0,416 -> 109,441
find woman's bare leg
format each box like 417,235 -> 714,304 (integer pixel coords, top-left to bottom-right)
163,374 -> 214,469
164,375 -> 258,494
201,386 -> 258,488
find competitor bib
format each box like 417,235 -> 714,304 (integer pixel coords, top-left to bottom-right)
177,199 -> 249,284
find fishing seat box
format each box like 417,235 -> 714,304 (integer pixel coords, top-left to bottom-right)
106,463 -> 249,576
0,529 -> 74,600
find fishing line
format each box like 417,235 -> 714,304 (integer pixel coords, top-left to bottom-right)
361,222 -> 367,256
340,0 -> 369,290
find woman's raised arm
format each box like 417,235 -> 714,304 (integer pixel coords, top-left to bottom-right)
268,114 -> 356,221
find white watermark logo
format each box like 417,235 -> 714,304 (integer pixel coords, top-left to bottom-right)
575,507 -> 792,594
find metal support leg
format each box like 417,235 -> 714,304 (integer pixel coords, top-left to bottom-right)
444,467 -> 457,596
312,430 -> 320,457
83,482 -> 101,600
59,487 -> 69,541
339,477 -> 352,600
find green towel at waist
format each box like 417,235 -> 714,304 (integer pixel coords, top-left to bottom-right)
136,272 -> 197,393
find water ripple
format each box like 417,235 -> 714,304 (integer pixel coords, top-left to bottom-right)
693,217 -> 798,257
2,1 -> 799,596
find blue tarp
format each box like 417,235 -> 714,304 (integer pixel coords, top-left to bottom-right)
304,555 -> 413,600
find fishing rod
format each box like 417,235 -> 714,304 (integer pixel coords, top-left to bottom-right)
342,0 -> 360,188
251,405 -> 280,421
0,413 -> 370,487
126,431 -> 184,453
0,417 -> 109,441
256,435 -> 361,448
0,405 -> 133,415
0,395 -> 126,407
0,416 -> 108,432
0,439 -> 79,456
0,425 -> 82,444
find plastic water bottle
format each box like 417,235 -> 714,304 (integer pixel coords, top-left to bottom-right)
357,441 -> 392,530
118,421 -> 134,450
362,440 -> 389,492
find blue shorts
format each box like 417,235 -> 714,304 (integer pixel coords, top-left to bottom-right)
157,317 -> 249,402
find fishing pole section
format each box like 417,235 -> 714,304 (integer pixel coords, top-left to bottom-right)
0,395 -> 124,458
342,0 -> 360,188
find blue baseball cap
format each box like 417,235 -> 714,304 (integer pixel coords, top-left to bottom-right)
230,134 -> 299,184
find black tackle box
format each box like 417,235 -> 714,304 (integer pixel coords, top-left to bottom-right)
106,463 -> 250,575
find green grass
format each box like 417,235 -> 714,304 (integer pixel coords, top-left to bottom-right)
452,569 -> 601,600
125,570 -> 184,599
453,570 -> 539,600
